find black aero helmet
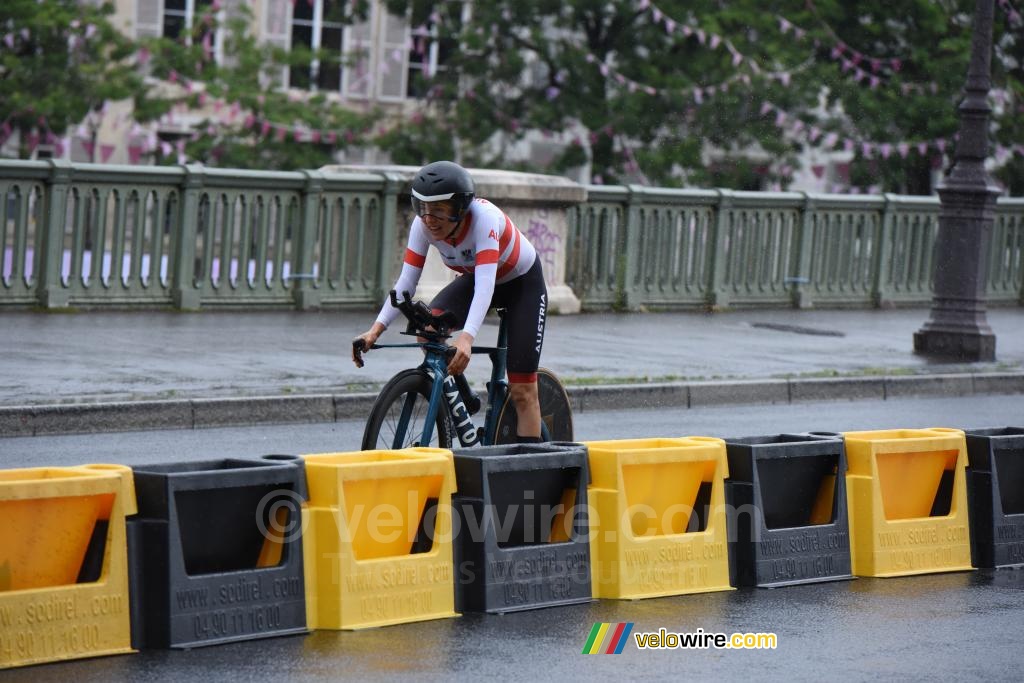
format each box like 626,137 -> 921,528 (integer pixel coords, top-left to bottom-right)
410,160 -> 475,222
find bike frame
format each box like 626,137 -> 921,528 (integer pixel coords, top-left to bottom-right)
371,315 -> 511,448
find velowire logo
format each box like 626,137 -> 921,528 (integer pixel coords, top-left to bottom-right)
582,622 -> 634,655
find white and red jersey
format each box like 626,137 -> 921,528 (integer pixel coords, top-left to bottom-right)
376,198 -> 537,338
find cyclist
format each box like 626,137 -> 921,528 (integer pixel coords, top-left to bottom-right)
352,160 -> 547,443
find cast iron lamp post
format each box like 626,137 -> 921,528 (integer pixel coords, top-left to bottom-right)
913,0 -> 1000,361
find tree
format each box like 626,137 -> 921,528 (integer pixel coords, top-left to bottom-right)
0,0 -> 150,158
380,0 -> 1021,193
142,2 -> 381,171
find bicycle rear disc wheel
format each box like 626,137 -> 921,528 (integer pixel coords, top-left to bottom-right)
362,369 -> 452,450
493,367 -> 574,444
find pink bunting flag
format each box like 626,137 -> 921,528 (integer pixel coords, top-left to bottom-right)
779,17 -> 791,33
311,130 -> 321,143
898,142 -> 910,158
82,140 -> 95,158
844,139 -> 855,153
869,77 -> 880,89
809,127 -> 822,142
812,165 -> 825,179
0,121 -> 11,146
891,59 -> 902,72
100,144 -> 115,163
127,145 -> 143,164
861,142 -> 874,157
710,35 -> 721,49
85,24 -> 97,40
774,111 -> 786,126
760,100 -> 775,116
696,29 -> 706,44
694,88 -> 703,104
665,19 -> 676,34
260,120 -> 271,136
25,132 -> 40,153
275,126 -> 287,142
599,63 -> 609,77
3,33 -> 14,49
325,131 -> 337,144
917,142 -> 928,155
936,139 -> 946,152
168,70 -> 178,83
652,8 -> 662,22
824,132 -> 839,148
644,86 -> 658,96
880,143 -> 892,159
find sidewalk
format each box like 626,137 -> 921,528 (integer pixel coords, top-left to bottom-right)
1,306 -> 1023,436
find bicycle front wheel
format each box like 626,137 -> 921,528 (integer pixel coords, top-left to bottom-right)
361,369 -> 453,450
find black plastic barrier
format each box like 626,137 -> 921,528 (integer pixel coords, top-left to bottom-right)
127,455 -> 308,648
451,443 -> 592,613
724,433 -> 854,587
964,428 -> 1024,568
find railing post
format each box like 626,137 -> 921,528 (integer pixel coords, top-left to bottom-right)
36,159 -> 72,308
872,193 -> 898,308
618,185 -> 641,311
790,192 -> 815,309
706,188 -> 733,310
292,170 -> 324,310
171,163 -> 204,310
376,172 -> 403,303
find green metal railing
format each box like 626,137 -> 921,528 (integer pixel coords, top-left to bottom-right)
0,160 -> 398,309
3,160 -> 1022,310
568,186 -> 1024,310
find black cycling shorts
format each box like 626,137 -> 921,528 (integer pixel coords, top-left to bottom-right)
430,258 -> 547,383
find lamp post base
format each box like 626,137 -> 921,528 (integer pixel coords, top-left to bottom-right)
913,327 -> 996,362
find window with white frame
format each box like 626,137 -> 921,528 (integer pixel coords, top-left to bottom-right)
290,0 -> 347,92
162,0 -> 213,40
406,6 -> 460,99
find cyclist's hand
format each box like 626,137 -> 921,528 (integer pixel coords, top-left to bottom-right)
447,332 -> 473,375
352,326 -> 383,368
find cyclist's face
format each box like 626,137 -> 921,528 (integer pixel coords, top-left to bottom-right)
418,201 -> 458,236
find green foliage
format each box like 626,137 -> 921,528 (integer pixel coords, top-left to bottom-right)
380,0 -> 1021,193
0,0 -> 146,157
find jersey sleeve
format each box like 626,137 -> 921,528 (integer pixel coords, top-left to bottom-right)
375,221 -> 428,329
461,214 -> 502,338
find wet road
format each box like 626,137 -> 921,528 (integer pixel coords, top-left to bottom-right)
2,396 -> 1023,680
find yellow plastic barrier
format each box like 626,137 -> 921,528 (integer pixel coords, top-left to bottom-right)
0,464 -> 136,669
583,437 -> 733,599
301,448 -> 458,629
843,428 -> 974,577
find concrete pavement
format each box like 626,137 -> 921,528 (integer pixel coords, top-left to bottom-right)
1,306 -> 1023,436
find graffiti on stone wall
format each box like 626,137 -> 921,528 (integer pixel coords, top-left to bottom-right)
524,209 -> 560,285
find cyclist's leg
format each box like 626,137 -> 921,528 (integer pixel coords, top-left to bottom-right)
428,274 -> 474,325
494,259 -> 547,442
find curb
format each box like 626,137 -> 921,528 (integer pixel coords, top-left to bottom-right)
2,372 -> 1024,438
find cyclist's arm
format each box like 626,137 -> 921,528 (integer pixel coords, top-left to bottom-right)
462,219 -> 501,339
374,222 -> 428,330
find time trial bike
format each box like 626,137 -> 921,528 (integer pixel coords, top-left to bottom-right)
353,290 -> 573,450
